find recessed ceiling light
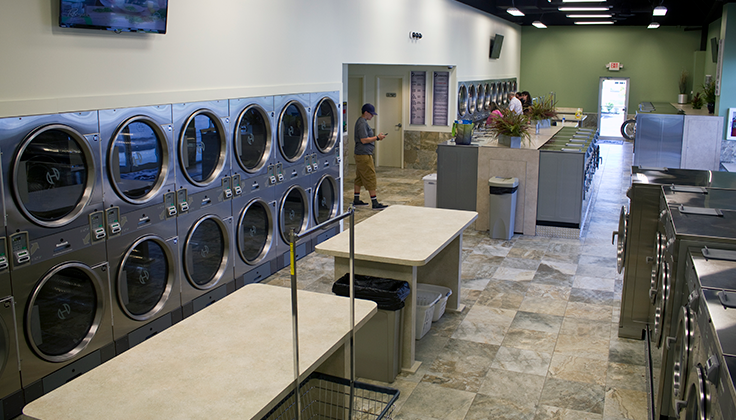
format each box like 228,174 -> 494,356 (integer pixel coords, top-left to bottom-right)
566,14 -> 613,18
563,0 -> 606,2
532,21 -> 547,28
653,6 -> 667,16
507,7 -> 525,16
559,7 -> 610,12
648,22 -> 661,29
574,21 -> 614,25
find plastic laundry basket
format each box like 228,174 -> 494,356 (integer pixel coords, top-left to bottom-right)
415,290 -> 441,340
417,283 -> 452,322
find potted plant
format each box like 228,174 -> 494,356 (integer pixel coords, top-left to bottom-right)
691,92 -> 704,109
702,80 -> 716,114
485,108 -> 531,148
528,94 -> 558,128
678,70 -> 688,104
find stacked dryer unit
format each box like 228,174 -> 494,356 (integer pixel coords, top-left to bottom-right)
273,94 -> 313,269
172,101 -> 235,319
229,96 -> 280,288
0,112 -> 114,403
457,78 -> 517,122
308,92 -> 342,246
98,105 -> 182,354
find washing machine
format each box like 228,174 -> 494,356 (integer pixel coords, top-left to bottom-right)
107,219 -> 181,354
11,243 -> 114,402
177,200 -> 234,318
229,96 -> 280,288
98,105 -> 178,241
172,100 -> 232,220
274,94 -> 312,187
0,112 -> 106,271
0,237 -> 23,420
650,188 -> 736,419
273,181 -> 312,270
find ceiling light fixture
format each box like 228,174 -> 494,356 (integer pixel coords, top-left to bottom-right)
559,7 -> 610,12
562,0 -> 606,2
574,21 -> 614,25
648,22 -> 661,29
566,14 -> 612,18
653,6 -> 667,16
507,7 -> 525,16
532,21 -> 547,28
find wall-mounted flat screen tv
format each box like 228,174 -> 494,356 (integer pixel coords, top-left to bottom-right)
490,34 -> 504,59
59,0 -> 168,34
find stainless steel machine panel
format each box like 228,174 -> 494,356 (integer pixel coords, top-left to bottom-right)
229,96 -> 276,202
274,94 -> 311,182
274,182 -> 312,270
310,172 -> 341,246
232,190 -> 278,288
310,92 -> 340,157
0,248 -> 23,419
633,112 -> 684,169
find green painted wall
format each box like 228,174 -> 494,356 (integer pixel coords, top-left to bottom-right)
520,26 -> 700,113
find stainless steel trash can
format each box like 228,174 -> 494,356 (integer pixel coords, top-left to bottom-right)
488,176 -> 519,240
423,173 -> 437,208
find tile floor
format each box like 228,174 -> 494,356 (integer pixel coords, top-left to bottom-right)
265,141 -> 648,420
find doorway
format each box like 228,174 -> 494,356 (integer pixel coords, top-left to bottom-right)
376,76 -> 403,168
347,76 -> 365,166
598,77 -> 630,139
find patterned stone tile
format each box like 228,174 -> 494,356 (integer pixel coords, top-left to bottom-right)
525,283 -> 572,301
539,377 -> 605,415
464,394 -> 537,420
568,288 -> 615,306
394,381 -> 475,420
463,253 -> 505,278
555,334 -> 611,362
476,280 -> 529,309
559,318 -> 611,340
501,257 -> 542,271
608,337 -> 647,366
603,388 -> 648,420
548,354 -> 608,386
462,277 -> 493,291
606,363 -> 647,392
493,267 -> 537,282
532,262 -> 577,287
534,405 -> 603,420
572,276 -> 616,292
518,296 -> 568,317
507,247 -> 546,260
510,311 -> 564,334
491,346 -> 553,377
451,305 -> 516,345
478,368 -> 546,405
564,302 -> 613,322
501,328 -> 558,354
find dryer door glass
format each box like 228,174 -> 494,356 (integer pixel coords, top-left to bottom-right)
235,106 -> 270,173
278,102 -> 307,162
184,217 -> 227,289
280,187 -> 308,241
181,111 -> 226,185
313,99 -> 337,153
238,200 -> 272,264
119,238 -> 171,319
458,85 -> 467,117
28,265 -> 100,361
110,118 -> 167,202
468,85 -> 476,114
15,126 -> 93,225
314,176 -> 337,225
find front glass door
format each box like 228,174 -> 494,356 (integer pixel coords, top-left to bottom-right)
598,77 -> 630,139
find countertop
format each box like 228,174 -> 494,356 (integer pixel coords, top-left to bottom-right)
23,284 -> 377,420
446,125 -> 563,151
670,102 -> 714,116
315,205 -> 478,266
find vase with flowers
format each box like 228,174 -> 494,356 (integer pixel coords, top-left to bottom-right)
486,109 -> 531,148
528,94 -> 558,130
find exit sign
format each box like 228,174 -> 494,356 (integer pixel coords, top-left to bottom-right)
608,62 -> 620,71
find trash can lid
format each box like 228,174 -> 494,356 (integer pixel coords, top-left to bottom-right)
488,176 -> 519,188
423,173 -> 437,181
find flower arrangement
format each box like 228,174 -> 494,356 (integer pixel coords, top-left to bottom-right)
691,92 -> 704,109
485,108 -> 531,143
702,80 -> 716,105
679,70 -> 688,95
528,94 -> 558,121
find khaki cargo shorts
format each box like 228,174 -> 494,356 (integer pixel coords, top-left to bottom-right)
354,154 -> 377,191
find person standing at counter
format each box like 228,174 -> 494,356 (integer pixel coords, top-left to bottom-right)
353,103 -> 388,210
508,92 -> 523,115
518,91 -> 532,113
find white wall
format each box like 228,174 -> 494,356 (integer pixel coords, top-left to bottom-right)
0,0 -> 520,118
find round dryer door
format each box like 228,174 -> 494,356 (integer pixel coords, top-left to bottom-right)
679,364 -> 708,420
117,236 -> 176,321
277,101 -> 308,162
650,231 -> 666,303
108,116 -> 170,204
183,215 -> 230,290
483,83 -> 491,109
671,306 -> 694,408
313,98 -> 338,154
26,263 -> 104,362
313,175 -> 338,225
12,124 -> 96,227
468,85 -> 476,114
279,185 -> 309,242
237,199 -> 274,265
613,206 -> 628,274
179,109 -> 228,187
476,85 -> 485,112
458,85 -> 467,117
652,260 -> 670,348
234,105 -> 271,173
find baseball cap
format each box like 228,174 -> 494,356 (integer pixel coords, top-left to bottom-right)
362,103 -> 377,115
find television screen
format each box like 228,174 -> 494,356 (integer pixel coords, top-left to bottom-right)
59,0 -> 168,34
711,37 -> 719,63
490,34 -> 504,59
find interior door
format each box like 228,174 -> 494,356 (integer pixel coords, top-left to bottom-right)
376,77 -> 403,168
598,77 -> 630,139
347,76 -> 364,166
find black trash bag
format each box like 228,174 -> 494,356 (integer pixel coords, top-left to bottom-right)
332,274 -> 411,311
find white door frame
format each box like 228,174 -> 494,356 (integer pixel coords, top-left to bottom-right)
597,76 -> 630,140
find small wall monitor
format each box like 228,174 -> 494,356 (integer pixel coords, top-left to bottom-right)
490,34 -> 504,59
59,0 -> 168,34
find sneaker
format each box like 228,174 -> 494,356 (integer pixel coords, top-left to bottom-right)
372,202 -> 388,210
353,199 -> 369,206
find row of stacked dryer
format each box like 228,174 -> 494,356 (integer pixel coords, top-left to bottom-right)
457,78 -> 517,122
0,92 -> 342,418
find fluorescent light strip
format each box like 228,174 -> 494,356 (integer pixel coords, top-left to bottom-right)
559,7 -> 610,12
567,14 -> 612,18
574,21 -> 614,25
507,7 -> 525,16
563,0 -> 606,2
532,21 -> 547,28
648,22 -> 660,28
653,6 -> 667,16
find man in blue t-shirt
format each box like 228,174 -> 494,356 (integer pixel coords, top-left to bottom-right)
353,103 -> 388,209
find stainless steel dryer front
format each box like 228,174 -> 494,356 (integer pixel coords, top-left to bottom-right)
177,200 -> 234,318
233,191 -> 278,288
0,237 -> 23,419
0,112 -> 106,270
274,94 -> 311,186
107,219 -> 181,354
274,181 -> 312,270
172,100 -> 232,218
11,244 -> 114,403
